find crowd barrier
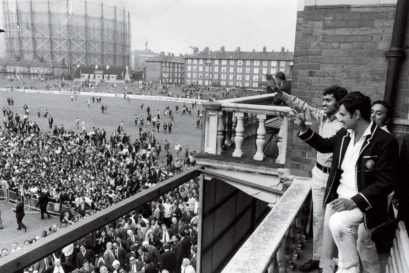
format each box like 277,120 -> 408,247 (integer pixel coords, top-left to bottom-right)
4,189 -> 62,216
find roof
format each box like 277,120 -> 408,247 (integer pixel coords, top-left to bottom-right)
74,66 -> 127,79
186,51 -> 294,61
146,55 -> 184,64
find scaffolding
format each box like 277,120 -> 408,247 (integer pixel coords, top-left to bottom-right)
1,0 -> 130,68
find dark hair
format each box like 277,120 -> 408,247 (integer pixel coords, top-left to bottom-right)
275,71 -> 286,81
322,85 -> 348,102
340,92 -> 371,121
371,100 -> 391,120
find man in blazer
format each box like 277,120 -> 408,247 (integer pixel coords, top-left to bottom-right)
298,92 -> 398,273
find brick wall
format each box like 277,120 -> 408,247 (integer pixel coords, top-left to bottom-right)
290,4 -> 397,176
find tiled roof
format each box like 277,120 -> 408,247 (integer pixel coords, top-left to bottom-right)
74,66 -> 127,78
0,57 -> 67,68
186,51 -> 294,61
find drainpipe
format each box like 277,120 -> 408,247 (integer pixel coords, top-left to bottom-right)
384,0 -> 409,112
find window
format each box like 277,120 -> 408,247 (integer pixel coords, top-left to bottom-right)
187,73 -> 191,78
237,67 -> 242,73
221,80 -> 226,86
254,60 -> 259,66
254,68 -> 259,74
262,68 -> 267,74
205,80 -> 209,86
245,68 -> 251,73
229,74 -> 234,80
205,66 -> 209,72
222,60 -> 227,65
280,61 -> 285,67
186,79 -> 191,84
199,66 -> 203,72
237,60 -> 243,65
199,59 -> 203,64
229,67 -> 234,73
187,59 -> 191,64
193,73 -> 197,79
230,60 -> 235,65
198,80 -> 203,85
214,74 -> 219,79
215,60 -> 219,65
263,61 -> 268,67
253,75 -> 259,81
193,59 -> 197,64
221,67 -> 227,73
245,82 -> 249,87
252,83 -> 258,87
198,74 -> 203,79
237,75 -> 242,80
229,81 -> 234,86
270,68 -> 276,74
193,66 -> 197,72
246,60 -> 251,65
214,67 -> 219,72
236,81 -> 242,87
290,62 -> 293,65
187,66 -> 191,71
271,61 -> 277,67
245,75 -> 250,81
221,74 -> 227,80
205,73 -> 209,79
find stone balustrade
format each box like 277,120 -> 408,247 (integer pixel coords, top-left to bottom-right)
221,177 -> 312,273
202,96 -> 292,165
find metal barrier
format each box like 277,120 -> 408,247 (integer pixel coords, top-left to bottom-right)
7,190 -> 21,204
386,221 -> 409,273
0,189 -> 6,200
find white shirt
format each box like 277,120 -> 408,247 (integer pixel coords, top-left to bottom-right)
53,265 -> 65,273
337,124 -> 372,198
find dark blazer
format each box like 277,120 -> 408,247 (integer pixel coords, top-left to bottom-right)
43,263 -> 74,273
15,202 -> 25,219
299,122 -> 399,229
36,192 -> 50,209
160,250 -> 177,273
76,249 -> 95,268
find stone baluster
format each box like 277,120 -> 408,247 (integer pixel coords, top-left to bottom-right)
253,114 -> 266,161
276,116 -> 288,164
202,102 -> 221,155
224,112 -> 233,148
232,112 -> 244,157
232,114 -> 237,144
216,111 -> 225,155
276,240 -> 287,273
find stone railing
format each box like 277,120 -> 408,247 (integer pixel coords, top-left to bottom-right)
202,94 -> 292,164
221,177 -> 312,273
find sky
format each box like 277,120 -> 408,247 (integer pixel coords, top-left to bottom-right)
119,0 -> 299,54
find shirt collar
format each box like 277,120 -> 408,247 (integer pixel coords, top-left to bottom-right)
323,114 -> 337,122
347,122 -> 373,140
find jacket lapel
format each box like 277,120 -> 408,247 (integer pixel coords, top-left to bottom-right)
338,133 -> 350,168
358,123 -> 377,158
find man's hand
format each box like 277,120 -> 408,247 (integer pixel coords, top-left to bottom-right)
330,198 -> 357,212
293,112 -> 307,132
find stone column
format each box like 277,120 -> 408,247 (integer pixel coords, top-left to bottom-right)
224,111 -> 233,147
275,116 -> 288,164
232,112 -> 244,157
253,114 -> 266,161
216,111 -> 225,155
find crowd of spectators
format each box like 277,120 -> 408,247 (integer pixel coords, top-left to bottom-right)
0,105 -> 199,272
0,77 -> 255,101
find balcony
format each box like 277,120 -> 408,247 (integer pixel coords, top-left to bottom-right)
198,93 -> 292,173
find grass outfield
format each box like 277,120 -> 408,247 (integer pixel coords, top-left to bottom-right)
0,92 -> 202,154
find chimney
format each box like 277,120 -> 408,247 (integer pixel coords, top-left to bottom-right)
272,49 -> 274,52
193,47 -> 199,53
236,47 -> 240,52
221,46 -> 225,53
263,46 -> 266,53
160,52 -> 165,56
252,49 -> 255,52
287,49 -> 289,52
281,47 -> 285,52
204,47 -> 209,54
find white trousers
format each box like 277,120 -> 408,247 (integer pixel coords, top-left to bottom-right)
326,204 -> 380,273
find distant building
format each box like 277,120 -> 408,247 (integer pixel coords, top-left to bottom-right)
184,46 -> 294,88
145,53 -> 185,84
73,66 -> 129,83
131,49 -> 159,71
0,57 -> 68,80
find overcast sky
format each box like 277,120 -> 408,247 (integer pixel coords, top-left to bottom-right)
119,0 -> 298,54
